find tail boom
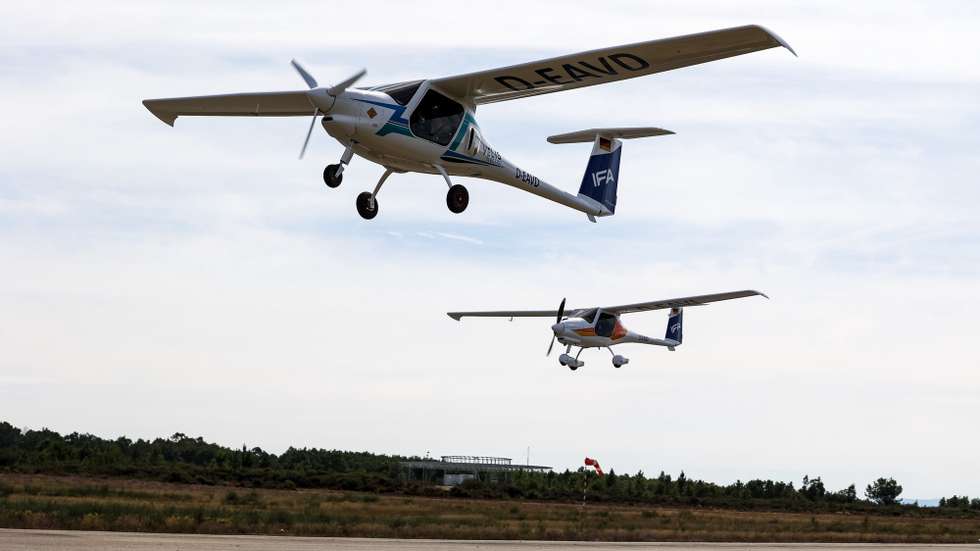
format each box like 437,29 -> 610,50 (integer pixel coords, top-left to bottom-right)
487,127 -> 671,222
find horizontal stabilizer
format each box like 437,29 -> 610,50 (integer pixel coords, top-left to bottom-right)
548,127 -> 674,144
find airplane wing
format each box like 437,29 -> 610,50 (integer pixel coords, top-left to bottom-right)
430,25 -> 795,105
448,310 -> 560,321
143,90 -> 314,126
603,290 -> 768,315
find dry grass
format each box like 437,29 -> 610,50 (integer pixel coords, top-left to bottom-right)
1,473 -> 978,542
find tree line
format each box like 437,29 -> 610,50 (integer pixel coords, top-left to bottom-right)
1,422 -> 976,515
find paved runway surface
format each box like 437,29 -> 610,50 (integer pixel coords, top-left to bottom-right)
2,530 -> 978,550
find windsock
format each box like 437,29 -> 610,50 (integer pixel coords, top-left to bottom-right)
584,457 -> 604,476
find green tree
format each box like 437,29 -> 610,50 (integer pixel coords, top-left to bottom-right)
865,477 -> 902,505
801,475 -> 827,500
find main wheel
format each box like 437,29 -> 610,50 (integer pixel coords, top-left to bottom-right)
323,164 -> 343,188
569,364 -> 579,371
446,184 -> 469,214
356,192 -> 378,220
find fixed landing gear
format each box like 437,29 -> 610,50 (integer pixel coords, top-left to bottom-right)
436,165 -> 469,214
356,168 -> 393,220
559,347 -> 585,371
323,164 -> 343,188
607,347 -> 629,368
447,184 -> 469,214
324,144 -> 355,188
356,192 -> 378,220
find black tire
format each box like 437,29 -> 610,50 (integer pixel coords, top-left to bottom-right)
323,164 -> 343,188
446,184 -> 469,214
356,192 -> 378,220
569,364 -> 579,371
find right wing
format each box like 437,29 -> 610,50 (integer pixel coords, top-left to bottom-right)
430,25 -> 795,105
603,290 -> 768,315
143,90 -> 314,126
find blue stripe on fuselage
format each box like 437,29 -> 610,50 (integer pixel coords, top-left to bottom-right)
353,98 -> 410,126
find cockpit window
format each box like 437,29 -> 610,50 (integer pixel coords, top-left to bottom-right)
595,312 -> 618,338
379,80 -> 423,106
577,309 -> 598,324
410,89 -> 464,146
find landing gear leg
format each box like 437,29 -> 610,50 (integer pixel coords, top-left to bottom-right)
435,165 -> 469,214
356,168 -> 393,220
324,144 -> 355,188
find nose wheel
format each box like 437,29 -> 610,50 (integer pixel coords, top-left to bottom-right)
559,349 -> 585,371
446,184 -> 469,214
323,164 -> 343,188
323,145 -> 354,189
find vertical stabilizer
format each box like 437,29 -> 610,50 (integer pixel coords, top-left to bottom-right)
665,307 -> 683,344
577,136 -> 622,214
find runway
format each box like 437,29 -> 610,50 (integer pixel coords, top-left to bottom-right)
2,530 -> 978,551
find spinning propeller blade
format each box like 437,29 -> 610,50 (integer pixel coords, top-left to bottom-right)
328,68 -> 367,97
290,59 -> 318,89
546,298 -> 566,356
288,61 -> 367,159
298,107 -> 318,160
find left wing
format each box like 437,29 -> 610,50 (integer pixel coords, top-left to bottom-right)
448,310 -> 559,321
143,90 -> 314,126
430,25 -> 795,105
603,290 -> 768,316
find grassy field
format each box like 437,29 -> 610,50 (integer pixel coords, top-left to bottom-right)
1,474 -> 978,542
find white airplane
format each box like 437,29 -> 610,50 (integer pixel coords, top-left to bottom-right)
143,25 -> 794,221
448,290 -> 767,370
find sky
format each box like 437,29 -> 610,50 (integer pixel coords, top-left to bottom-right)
1,1 -> 978,500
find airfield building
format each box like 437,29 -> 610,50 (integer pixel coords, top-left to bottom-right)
400,455 -> 551,486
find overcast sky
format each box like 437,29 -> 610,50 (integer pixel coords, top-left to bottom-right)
2,1 -> 978,499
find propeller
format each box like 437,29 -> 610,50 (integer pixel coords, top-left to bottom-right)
546,298 -> 566,357
290,60 -> 367,159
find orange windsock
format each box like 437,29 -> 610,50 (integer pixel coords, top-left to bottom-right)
584,457 -> 604,476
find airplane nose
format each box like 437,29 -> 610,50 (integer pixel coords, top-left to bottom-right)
551,323 -> 561,333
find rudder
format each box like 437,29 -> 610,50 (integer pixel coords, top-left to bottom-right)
665,307 -> 683,344
577,136 -> 622,214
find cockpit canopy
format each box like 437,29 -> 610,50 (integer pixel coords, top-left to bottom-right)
595,312 -> 618,337
372,80 -> 423,106
373,81 -> 466,147
410,89 -> 464,146
571,309 -> 619,337
577,308 -> 598,324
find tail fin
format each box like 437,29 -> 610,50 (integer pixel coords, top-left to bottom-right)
577,136 -> 622,214
665,307 -> 683,344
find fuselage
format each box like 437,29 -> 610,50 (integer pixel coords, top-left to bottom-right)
321,83 -> 611,217
552,315 -> 669,349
